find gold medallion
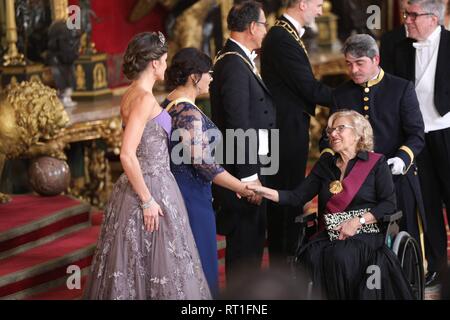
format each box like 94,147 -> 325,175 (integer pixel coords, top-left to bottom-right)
329,180 -> 343,195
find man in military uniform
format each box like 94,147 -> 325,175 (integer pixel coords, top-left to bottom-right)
321,34 -> 426,246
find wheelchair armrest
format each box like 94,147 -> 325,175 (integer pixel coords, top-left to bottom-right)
382,211 -> 403,223
295,212 -> 318,225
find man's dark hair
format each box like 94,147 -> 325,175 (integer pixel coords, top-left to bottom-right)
227,1 -> 263,32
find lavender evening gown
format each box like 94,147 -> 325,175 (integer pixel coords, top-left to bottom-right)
84,109 -> 211,300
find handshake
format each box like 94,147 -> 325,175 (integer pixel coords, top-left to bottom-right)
235,180 -> 279,205
236,179 -> 264,205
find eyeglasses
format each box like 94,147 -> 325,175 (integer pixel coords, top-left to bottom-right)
255,21 -> 269,28
403,10 -> 435,21
326,124 -> 355,136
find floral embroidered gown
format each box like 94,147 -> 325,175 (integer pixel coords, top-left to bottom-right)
84,109 -> 211,300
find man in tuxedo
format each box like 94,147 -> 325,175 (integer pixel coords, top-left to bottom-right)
380,0 -> 409,73
320,34 -> 426,248
210,0 -> 276,284
260,0 -> 332,266
388,0 -> 450,287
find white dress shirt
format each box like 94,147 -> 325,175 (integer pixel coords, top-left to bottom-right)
414,26 -> 450,132
283,13 -> 306,38
229,38 -> 257,70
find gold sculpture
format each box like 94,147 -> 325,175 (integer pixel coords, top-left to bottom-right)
128,0 -> 234,60
50,0 -> 69,21
315,0 -> 338,48
3,0 -> 25,66
168,0 -> 218,61
0,80 -> 69,203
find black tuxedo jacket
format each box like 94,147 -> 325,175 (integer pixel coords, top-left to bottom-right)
260,15 -> 332,118
210,39 -> 276,179
380,25 -> 407,74
388,26 -> 450,117
260,15 -> 332,190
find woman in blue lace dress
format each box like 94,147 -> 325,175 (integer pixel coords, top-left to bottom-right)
162,48 -> 255,297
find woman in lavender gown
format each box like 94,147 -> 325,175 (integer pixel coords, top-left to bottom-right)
84,32 -> 211,300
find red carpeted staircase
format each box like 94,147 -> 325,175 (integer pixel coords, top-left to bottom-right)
1,194 -> 447,300
0,195 -> 100,300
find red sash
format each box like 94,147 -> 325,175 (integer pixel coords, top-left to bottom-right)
325,152 -> 382,214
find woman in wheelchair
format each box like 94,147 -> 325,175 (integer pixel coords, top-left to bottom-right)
248,110 -> 415,299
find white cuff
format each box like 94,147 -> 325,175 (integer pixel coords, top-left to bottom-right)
241,174 -> 259,182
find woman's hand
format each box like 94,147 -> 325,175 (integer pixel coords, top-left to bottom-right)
143,201 -> 164,232
335,217 -> 361,240
246,184 -> 280,203
236,182 -> 256,199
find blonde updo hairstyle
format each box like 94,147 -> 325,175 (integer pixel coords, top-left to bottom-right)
327,110 -> 374,152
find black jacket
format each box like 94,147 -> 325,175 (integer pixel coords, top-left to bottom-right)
387,26 -> 450,117
322,71 -> 425,171
380,25 -> 407,74
260,15 -> 332,118
210,39 -> 276,179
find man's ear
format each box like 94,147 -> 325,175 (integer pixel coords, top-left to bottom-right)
299,0 -> 308,11
373,55 -> 380,66
249,21 -> 257,35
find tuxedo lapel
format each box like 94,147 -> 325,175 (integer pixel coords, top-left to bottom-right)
435,27 -> 449,91
397,38 -> 416,82
278,15 -> 301,39
222,39 -> 271,95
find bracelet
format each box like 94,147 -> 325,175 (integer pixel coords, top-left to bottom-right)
141,197 -> 155,209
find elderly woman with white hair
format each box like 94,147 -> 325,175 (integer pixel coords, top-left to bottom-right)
248,110 -> 415,299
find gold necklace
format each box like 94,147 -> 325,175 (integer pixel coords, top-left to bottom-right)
274,20 -> 309,58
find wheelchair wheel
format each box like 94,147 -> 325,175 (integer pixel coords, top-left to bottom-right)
392,231 -> 425,300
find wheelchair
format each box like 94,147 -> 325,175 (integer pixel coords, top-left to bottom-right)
293,211 -> 425,300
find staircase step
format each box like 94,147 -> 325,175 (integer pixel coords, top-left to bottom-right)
0,226 -> 100,298
25,275 -> 88,300
0,195 -> 91,258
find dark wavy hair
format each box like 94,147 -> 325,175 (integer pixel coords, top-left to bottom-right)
227,0 -> 262,32
122,32 -> 168,80
165,47 -> 212,89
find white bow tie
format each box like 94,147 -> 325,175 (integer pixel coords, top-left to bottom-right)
249,51 -> 258,62
413,41 -> 431,49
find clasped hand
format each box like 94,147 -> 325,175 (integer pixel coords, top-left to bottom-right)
236,179 -> 263,205
334,217 -> 360,240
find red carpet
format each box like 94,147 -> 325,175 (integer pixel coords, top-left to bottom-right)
0,195 -> 99,300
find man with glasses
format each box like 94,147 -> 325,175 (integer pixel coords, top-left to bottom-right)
389,0 -> 450,287
320,34 -> 426,257
260,0 -> 333,269
210,0 -> 276,285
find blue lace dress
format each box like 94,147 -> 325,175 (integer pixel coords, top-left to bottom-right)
163,99 -> 224,297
